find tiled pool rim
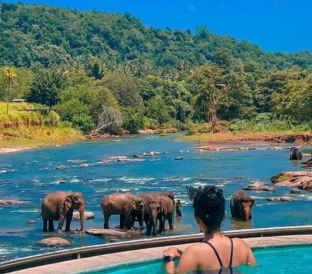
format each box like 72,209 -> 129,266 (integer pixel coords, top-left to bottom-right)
4,225 -> 312,274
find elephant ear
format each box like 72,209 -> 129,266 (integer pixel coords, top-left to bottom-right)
251,199 -> 256,207
160,200 -> 165,212
131,199 -> 137,210
136,198 -> 144,209
64,196 -> 72,212
72,193 -> 83,204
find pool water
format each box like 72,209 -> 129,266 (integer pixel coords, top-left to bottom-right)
93,245 -> 312,274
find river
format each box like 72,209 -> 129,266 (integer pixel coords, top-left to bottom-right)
0,133 -> 311,262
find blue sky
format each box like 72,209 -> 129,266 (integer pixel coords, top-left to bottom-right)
4,0 -> 312,53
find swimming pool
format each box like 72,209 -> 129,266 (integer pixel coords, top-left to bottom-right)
92,245 -> 312,274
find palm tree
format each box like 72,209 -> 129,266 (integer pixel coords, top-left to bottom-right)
3,67 -> 17,115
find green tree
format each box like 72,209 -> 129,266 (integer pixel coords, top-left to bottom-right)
145,95 -> 171,125
27,69 -> 67,108
212,49 -> 234,69
85,56 -> 105,80
121,106 -> 144,133
66,69 -> 95,87
98,72 -> 143,107
13,67 -> 34,100
187,65 -> 251,132
3,66 -> 17,114
93,85 -> 123,134
56,84 -> 99,132
271,70 -> 312,123
187,65 -> 224,130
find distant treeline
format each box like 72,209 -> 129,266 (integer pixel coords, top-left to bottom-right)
0,3 -> 311,136
1,2 -> 312,71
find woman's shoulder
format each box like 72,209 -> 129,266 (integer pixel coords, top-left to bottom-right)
231,237 -> 250,247
183,242 -> 210,256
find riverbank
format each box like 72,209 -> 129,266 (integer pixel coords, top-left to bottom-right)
1,132 -> 311,154
0,147 -> 38,154
181,132 -> 312,145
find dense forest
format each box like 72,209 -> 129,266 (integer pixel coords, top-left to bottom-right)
0,2 -> 312,136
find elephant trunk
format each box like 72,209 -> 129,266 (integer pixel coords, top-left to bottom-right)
151,214 -> 157,236
243,206 -> 250,221
78,206 -> 84,231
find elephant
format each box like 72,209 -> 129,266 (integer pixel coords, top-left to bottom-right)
41,191 -> 85,234
230,191 -> 255,221
289,147 -> 302,160
154,195 -> 174,234
146,196 -> 162,236
135,194 -> 174,236
145,191 -> 175,202
133,191 -> 175,232
101,192 -> 143,230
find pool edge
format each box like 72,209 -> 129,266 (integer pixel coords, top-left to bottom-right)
4,226 -> 312,274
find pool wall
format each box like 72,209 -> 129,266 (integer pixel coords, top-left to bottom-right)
3,225 -> 312,274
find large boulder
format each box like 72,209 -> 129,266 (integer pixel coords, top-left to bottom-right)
0,200 -> 28,205
72,211 -> 94,220
86,229 -> 131,238
242,181 -> 276,192
271,172 -> 312,192
301,158 -> 312,169
290,189 -> 300,194
266,196 -> 295,202
35,237 -> 71,248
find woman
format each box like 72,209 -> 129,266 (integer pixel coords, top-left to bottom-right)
163,185 -> 256,273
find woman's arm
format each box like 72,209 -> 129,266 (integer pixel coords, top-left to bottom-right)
163,245 -> 198,274
247,247 -> 256,266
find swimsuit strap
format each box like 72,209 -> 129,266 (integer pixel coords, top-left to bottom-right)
202,241 -> 223,268
229,238 -> 233,267
202,238 -> 234,273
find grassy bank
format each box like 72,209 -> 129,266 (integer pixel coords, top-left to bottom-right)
0,102 -> 85,148
179,121 -> 312,144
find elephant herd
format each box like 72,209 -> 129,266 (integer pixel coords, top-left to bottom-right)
40,190 -> 175,236
27,147 -> 305,236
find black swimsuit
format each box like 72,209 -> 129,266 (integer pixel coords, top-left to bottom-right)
202,238 -> 234,274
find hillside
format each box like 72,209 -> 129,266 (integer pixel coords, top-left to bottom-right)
1,2 -> 312,70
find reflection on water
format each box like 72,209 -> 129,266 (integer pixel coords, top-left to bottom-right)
0,134 -> 312,262
230,218 -> 253,230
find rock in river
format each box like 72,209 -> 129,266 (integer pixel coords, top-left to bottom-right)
73,211 -> 94,220
35,237 -> 71,248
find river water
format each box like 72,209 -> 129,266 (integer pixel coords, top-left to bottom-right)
0,133 -> 311,262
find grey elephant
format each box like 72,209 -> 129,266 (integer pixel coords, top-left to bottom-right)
101,192 -> 143,230
154,195 -> 174,234
41,191 -> 85,234
134,191 -> 175,232
145,196 -> 162,236
230,191 -> 255,221
289,147 -> 302,160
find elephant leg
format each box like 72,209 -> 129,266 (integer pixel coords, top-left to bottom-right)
159,217 -> 165,234
138,215 -> 144,230
48,220 -> 54,231
65,211 -> 73,232
144,214 -> 149,230
168,216 -> 174,230
42,218 -> 48,232
120,214 -> 125,229
146,220 -> 152,236
57,214 -> 66,233
124,213 -> 133,230
104,213 -> 110,229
